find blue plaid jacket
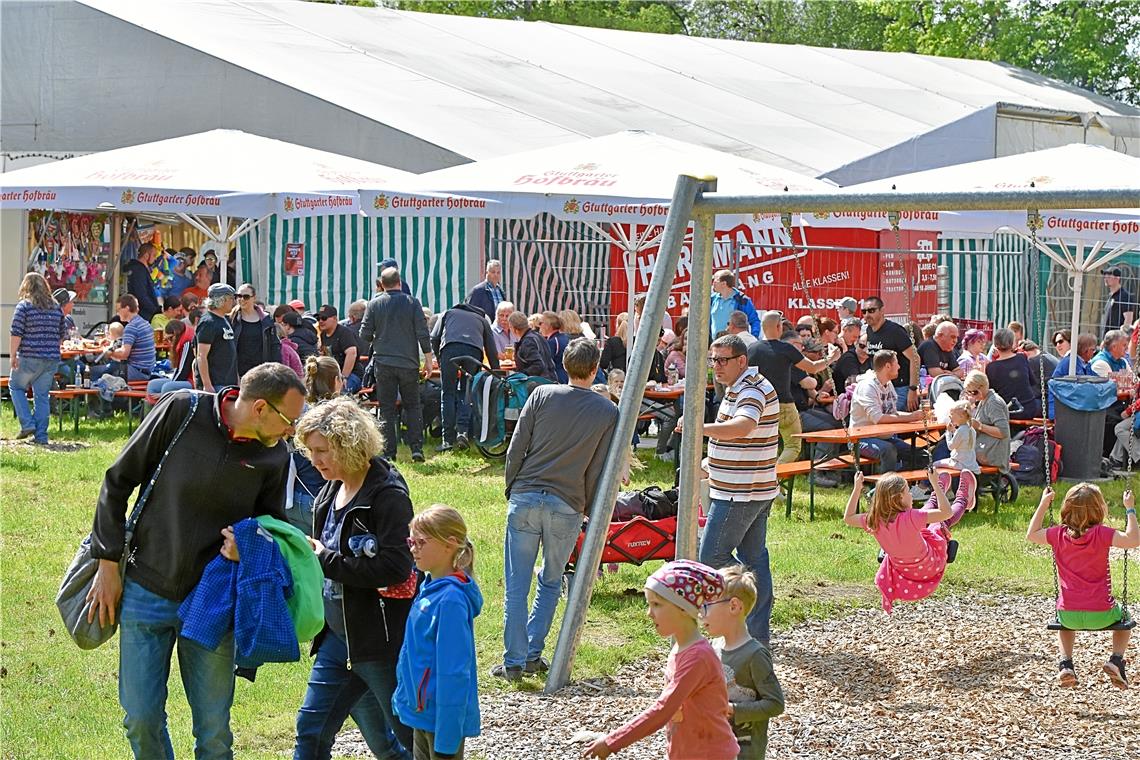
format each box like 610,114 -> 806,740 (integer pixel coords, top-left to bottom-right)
178,518 -> 299,668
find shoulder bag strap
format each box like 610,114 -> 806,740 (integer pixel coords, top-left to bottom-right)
124,392 -> 200,537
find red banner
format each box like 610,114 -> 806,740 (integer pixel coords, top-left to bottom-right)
609,222 -> 938,329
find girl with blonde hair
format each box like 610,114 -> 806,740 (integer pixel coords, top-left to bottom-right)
393,505 -> 482,758
843,469 -> 958,613
1027,483 -> 1139,688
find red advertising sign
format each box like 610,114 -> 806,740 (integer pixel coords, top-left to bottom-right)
284,243 -> 305,277
609,222 -> 930,329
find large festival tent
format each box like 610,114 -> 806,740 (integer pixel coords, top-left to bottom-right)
840,144 -> 1140,361
4,0 -> 1140,326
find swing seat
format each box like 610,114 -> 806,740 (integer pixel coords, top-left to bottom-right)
1046,617 -> 1136,632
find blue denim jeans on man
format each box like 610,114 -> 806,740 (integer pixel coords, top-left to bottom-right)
858,435 -> 914,472
118,578 -> 236,760
10,356 -> 57,442
698,498 -> 774,644
503,490 -> 583,668
293,630 -> 410,760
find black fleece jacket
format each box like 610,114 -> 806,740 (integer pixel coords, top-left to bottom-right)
311,456 -> 415,665
91,389 -> 288,601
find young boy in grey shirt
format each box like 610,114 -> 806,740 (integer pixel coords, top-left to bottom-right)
700,565 -> 785,760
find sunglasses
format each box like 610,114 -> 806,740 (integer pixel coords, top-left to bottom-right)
708,354 -> 745,367
406,536 -> 429,550
856,343 -> 868,349
263,397 -> 300,428
862,307 -> 880,314
964,388 -> 981,397
237,293 -> 254,300
1053,338 -> 1067,346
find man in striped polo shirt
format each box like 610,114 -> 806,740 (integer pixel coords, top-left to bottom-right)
105,294 -> 157,381
679,333 -> 780,644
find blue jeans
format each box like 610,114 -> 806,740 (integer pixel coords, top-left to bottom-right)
439,343 -> 481,444
503,490 -> 583,668
92,361 -> 150,383
698,498 -> 773,644
118,578 -> 236,760
859,435 -> 914,472
293,630 -> 410,760
146,379 -> 193,397
344,373 -> 362,394
895,385 -> 913,411
10,356 -> 57,442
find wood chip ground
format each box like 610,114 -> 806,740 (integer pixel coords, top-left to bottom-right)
335,593 -> 1139,759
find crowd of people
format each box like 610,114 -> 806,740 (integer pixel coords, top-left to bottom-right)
10,254 -> 1140,760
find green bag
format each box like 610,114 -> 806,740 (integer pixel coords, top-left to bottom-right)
255,515 -> 325,642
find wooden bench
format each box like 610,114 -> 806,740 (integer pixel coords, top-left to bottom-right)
49,387 -> 100,434
113,389 -> 150,432
776,453 -> 880,520
864,463 -> 1021,511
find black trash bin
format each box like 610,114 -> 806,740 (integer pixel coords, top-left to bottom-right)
1052,375 -> 1112,480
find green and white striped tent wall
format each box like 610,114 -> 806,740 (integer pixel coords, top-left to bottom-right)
941,233 -> 1041,338
237,215 -> 467,315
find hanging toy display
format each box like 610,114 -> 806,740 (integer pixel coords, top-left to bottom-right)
27,210 -> 110,302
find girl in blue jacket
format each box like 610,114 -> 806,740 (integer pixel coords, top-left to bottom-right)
394,505 -> 482,760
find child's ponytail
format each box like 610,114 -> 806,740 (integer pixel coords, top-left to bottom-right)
411,504 -> 475,575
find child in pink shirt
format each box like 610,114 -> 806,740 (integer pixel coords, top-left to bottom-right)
583,560 -> 739,760
843,469 -> 969,613
1027,483 -> 1139,689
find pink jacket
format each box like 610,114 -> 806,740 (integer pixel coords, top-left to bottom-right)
280,338 -> 303,379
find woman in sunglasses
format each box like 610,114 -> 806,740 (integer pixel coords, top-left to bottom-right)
292,397 -> 417,760
1051,329 -> 1072,358
961,370 -> 1011,474
229,282 -> 281,378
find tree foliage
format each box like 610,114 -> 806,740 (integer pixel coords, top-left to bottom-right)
379,0 -> 1139,104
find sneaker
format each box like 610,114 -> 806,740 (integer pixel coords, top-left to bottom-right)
524,657 -> 550,674
937,470 -> 952,494
1104,655 -> 1129,689
490,663 -> 523,682
434,442 -> 454,453
411,450 -> 425,463
15,428 -> 34,440
455,434 -> 469,451
1058,659 -> 1078,688
909,484 -> 930,501
876,549 -> 886,564
812,473 -> 841,488
957,470 -> 978,511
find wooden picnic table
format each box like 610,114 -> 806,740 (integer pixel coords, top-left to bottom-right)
792,416 -> 948,518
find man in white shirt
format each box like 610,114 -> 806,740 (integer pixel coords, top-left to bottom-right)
727,310 -> 758,348
491,301 -> 516,356
850,349 -> 924,472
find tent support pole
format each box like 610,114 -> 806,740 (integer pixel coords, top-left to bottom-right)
216,215 -> 231,285
677,209 -> 716,560
1067,243 -> 1086,376
177,212 -> 215,241
545,175 -> 705,695
109,214 -> 122,320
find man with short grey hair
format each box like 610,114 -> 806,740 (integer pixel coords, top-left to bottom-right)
837,296 -> 858,322
495,337 -> 618,681
360,267 -> 434,462
468,259 -> 507,320
492,301 -> 516,355
727,310 -> 758,348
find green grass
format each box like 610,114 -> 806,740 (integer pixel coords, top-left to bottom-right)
3,408 -> 1136,758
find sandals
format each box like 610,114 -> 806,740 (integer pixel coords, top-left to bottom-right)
1104,655 -> 1129,690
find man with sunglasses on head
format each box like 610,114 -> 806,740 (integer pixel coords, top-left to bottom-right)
861,296 -> 921,412
86,363 -> 305,759
676,333 -> 780,644
194,283 -> 238,393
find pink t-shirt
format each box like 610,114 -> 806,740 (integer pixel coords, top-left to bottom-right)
606,638 -> 739,760
1046,524 -> 1116,612
858,509 -> 930,561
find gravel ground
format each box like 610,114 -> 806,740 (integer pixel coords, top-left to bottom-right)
334,592 -> 1139,759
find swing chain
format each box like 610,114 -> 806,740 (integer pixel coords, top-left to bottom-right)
888,214 -> 930,468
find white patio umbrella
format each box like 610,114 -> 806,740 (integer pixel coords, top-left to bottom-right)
838,144 -> 1140,374
0,129 -> 423,281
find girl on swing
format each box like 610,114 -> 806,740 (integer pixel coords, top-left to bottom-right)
1027,483 -> 1139,688
843,468 -> 975,613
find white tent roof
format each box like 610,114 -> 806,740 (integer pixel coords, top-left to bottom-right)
365,131 -> 834,223
4,1 -> 1136,177
0,129 -> 418,218
825,144 -> 1140,242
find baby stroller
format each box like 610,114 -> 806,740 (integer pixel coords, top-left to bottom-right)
457,356 -> 554,459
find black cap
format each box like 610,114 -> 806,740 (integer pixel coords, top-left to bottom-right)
316,305 -> 338,320
1104,267 -> 1123,277
282,311 -> 303,328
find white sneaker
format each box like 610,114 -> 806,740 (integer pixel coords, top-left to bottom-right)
909,484 -> 930,500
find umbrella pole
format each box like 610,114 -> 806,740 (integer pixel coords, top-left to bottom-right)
1067,243 -> 1085,376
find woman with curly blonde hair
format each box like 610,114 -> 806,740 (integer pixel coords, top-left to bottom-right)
292,397 -> 416,759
